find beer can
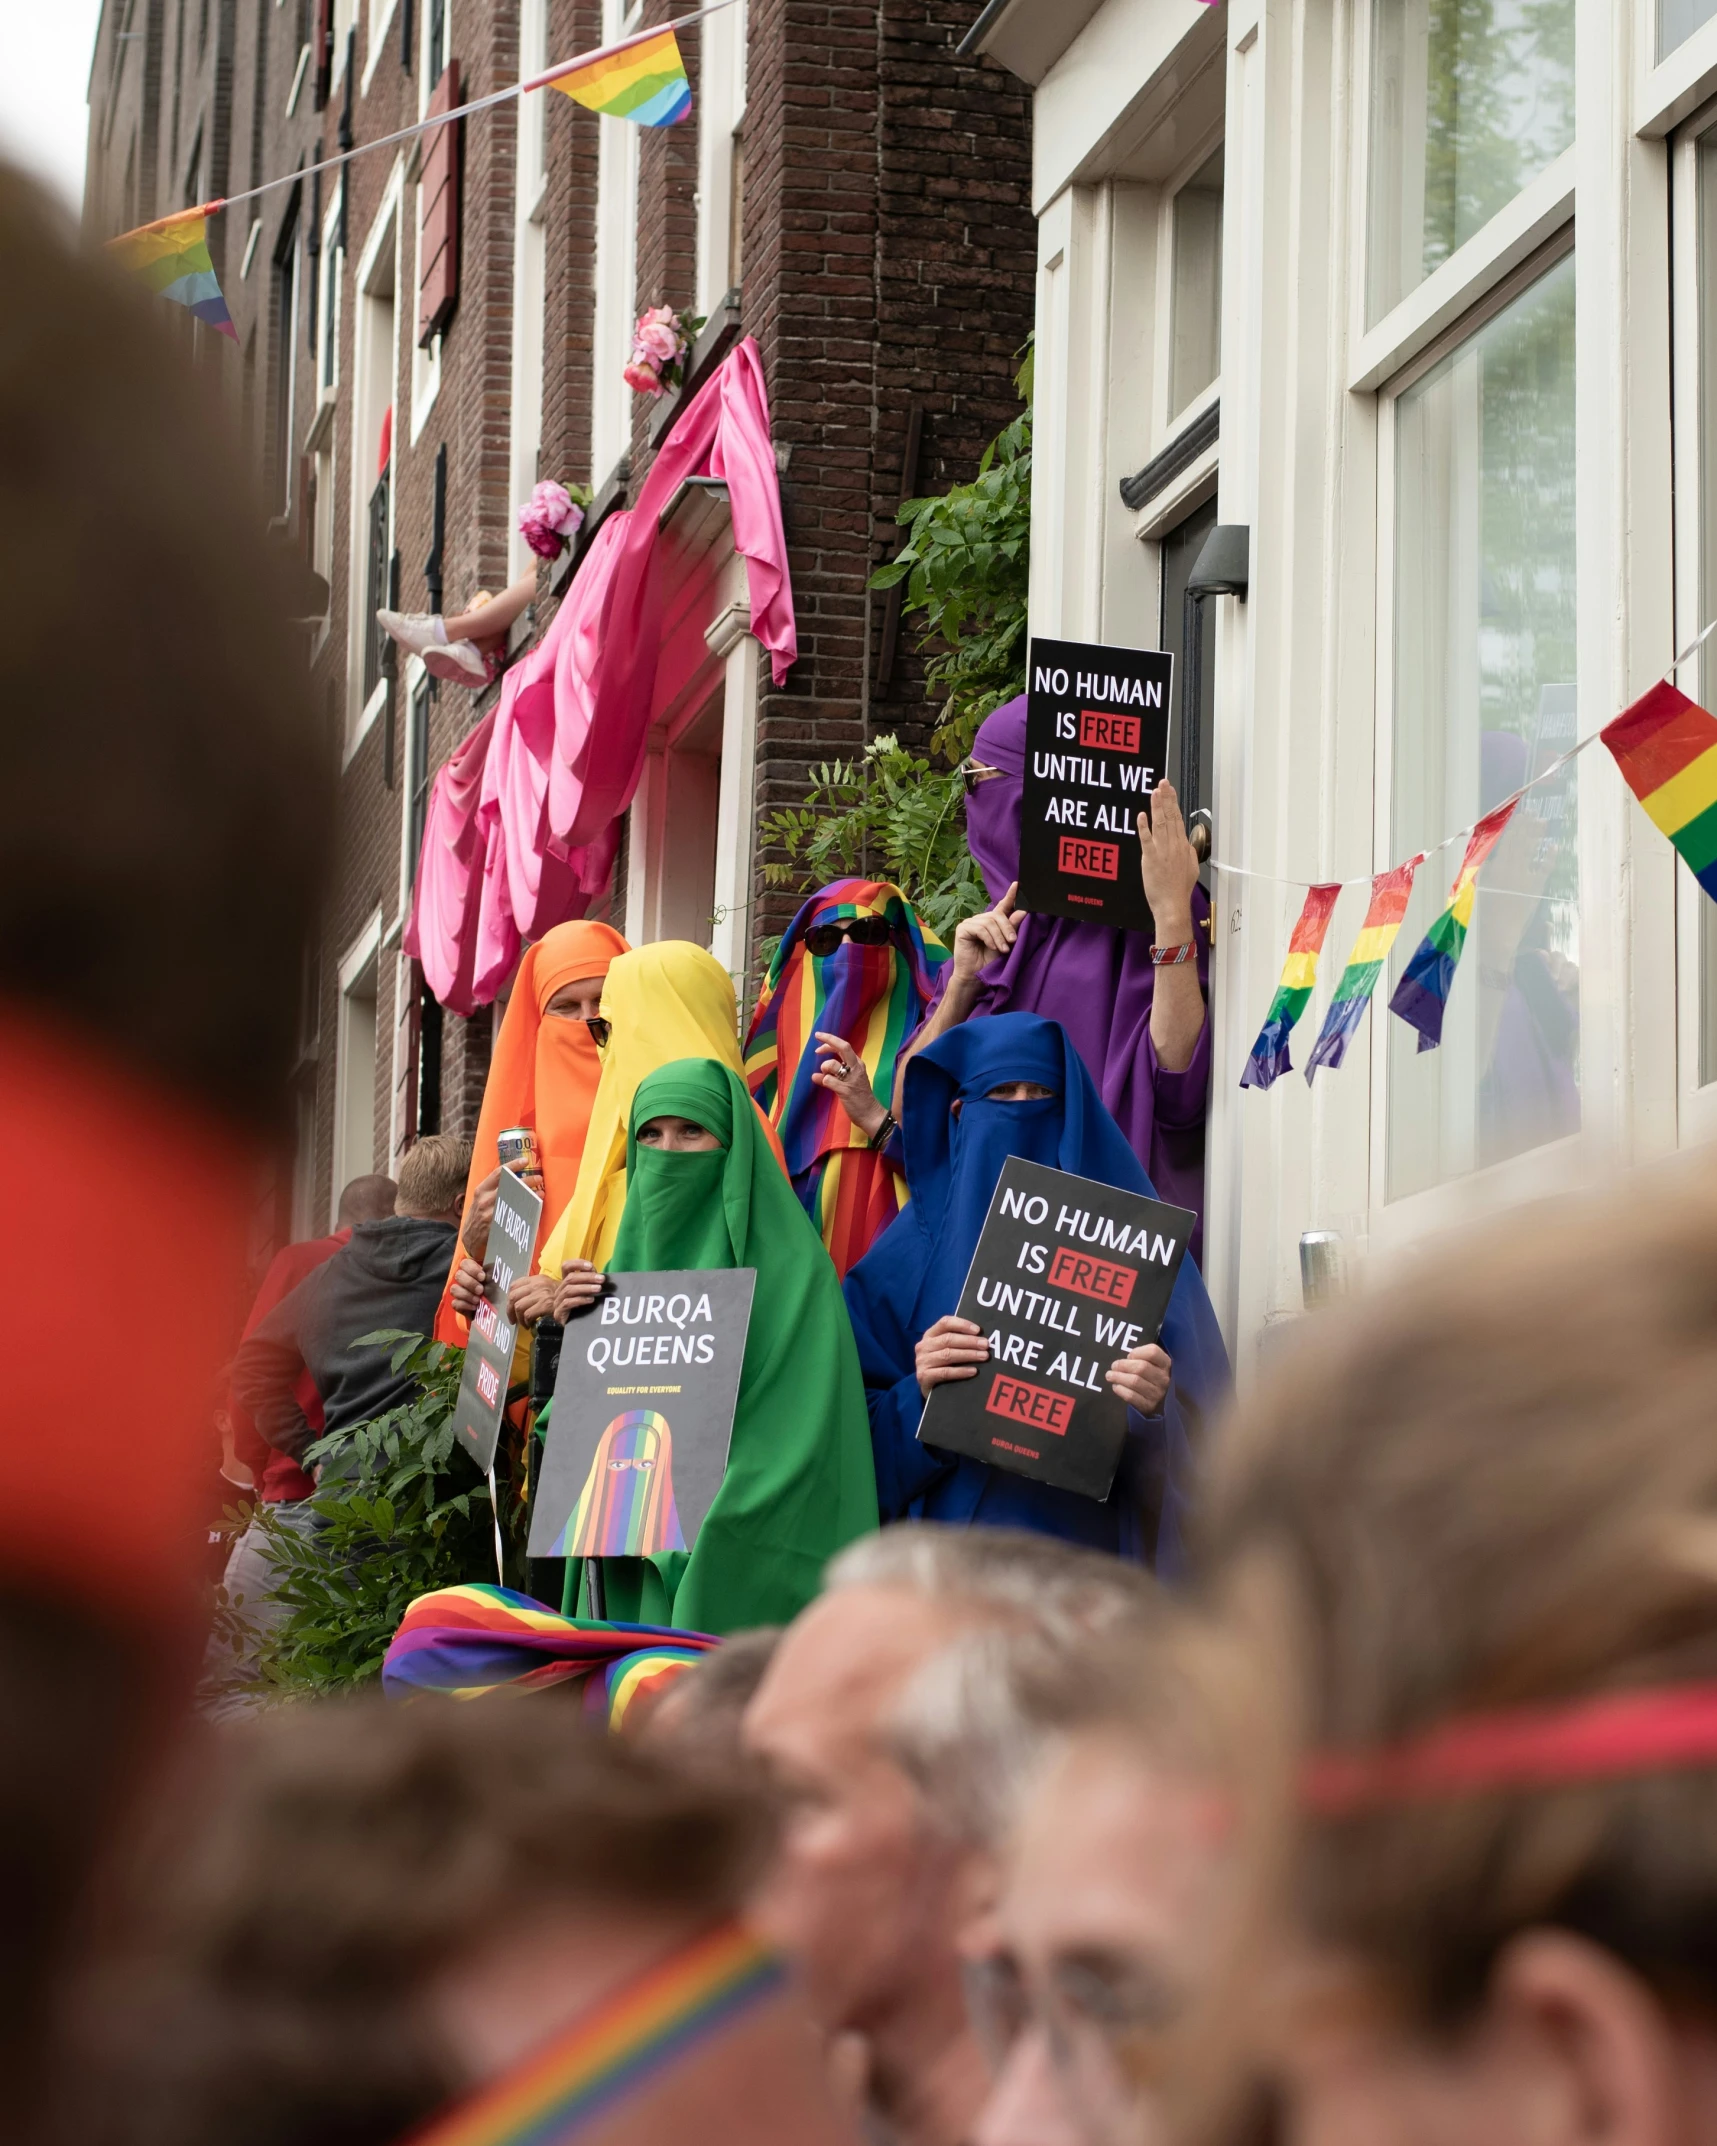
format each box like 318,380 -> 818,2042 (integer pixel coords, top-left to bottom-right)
497,1126 -> 539,1178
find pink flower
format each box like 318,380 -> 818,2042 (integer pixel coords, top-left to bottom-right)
635,319 -> 681,366
516,479 -> 587,559
624,357 -> 666,397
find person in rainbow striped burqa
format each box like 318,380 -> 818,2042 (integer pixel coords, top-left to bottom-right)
744,879 -> 948,1278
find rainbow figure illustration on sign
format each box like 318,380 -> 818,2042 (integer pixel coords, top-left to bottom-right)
550,1409 -> 687,1558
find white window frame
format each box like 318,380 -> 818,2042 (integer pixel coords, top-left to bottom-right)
507,0 -> 552,580
346,170 -> 403,760
332,908 -> 384,1225
695,0 -> 748,316
591,0 -> 642,482
1152,122 -> 1225,448
361,0 -> 399,95
1360,230 -> 1582,1250
330,0 -> 357,88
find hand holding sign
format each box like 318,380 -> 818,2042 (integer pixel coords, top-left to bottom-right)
916,1314 -> 992,1396
1105,1341 -> 1173,1416
553,1259 -> 606,1321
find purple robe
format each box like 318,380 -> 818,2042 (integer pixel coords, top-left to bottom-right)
928,695 -> 1213,1257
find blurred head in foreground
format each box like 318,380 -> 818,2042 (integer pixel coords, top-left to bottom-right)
64,1696 -> 857,2146
0,167 -> 326,2130
1198,1174 -> 1717,2146
743,1525 -> 1155,2146
964,1611 -> 1259,2146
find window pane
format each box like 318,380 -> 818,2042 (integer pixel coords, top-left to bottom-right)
1663,0 -> 1717,65
1385,254 -> 1578,1201
1366,0 -> 1573,325
1169,148 -> 1223,417
1699,134 -> 1717,1081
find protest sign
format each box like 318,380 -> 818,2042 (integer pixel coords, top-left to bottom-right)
1017,636 -> 1174,933
529,1270 -> 756,1559
449,1167 -> 544,1471
918,1157 -> 1194,1501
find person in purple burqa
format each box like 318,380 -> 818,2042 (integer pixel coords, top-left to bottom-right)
898,694 -> 1213,1258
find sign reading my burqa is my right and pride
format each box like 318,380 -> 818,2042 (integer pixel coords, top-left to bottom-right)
918,1157 -> 1195,1502
529,1271 -> 757,1561
1017,636 -> 1175,934
449,1167 -> 544,1471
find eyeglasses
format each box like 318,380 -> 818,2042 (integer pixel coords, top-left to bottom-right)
803,914 -> 894,958
962,758 -> 1005,795
963,1948 -> 1181,2087
584,1017 -> 612,1048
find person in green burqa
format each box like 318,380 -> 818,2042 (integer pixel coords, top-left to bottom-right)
558,1057 -> 878,1631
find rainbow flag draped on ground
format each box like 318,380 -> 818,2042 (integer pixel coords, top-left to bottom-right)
546,26 -> 692,124
1304,860 -> 1422,1079
382,1584 -> 713,1726
1239,883 -> 1343,1089
1602,682 -> 1717,899
403,1923 -> 785,2146
745,879 -> 947,1276
1387,801 -> 1520,1050
106,204 -> 237,339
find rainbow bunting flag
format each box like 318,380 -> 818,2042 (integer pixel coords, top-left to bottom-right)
106,204 -> 237,339
1304,859 -> 1422,1080
1387,801 -> 1519,1051
403,1923 -> 785,2146
1239,883 -> 1343,1090
546,26 -> 692,125
1602,681 -> 1717,900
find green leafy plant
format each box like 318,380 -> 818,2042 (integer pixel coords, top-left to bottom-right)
757,348 -> 1032,952
869,341 -> 1033,762
761,736 -> 984,948
226,1332 -> 528,1697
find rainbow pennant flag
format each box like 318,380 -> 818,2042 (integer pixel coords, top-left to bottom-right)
1602,681 -> 1717,900
546,26 -> 692,125
1387,801 -> 1519,1051
1304,859 -> 1422,1080
106,204 -> 237,340
1239,883 -> 1343,1090
403,1923 -> 785,2146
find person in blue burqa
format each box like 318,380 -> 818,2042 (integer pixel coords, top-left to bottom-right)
841,1011 -> 1230,1570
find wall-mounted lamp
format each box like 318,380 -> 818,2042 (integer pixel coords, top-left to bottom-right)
1180,524 -> 1249,857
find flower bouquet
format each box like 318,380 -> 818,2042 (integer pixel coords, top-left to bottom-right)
517,478 -> 594,561
623,303 -> 704,398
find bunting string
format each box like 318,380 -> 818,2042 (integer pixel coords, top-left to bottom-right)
1232,616 -> 1717,1087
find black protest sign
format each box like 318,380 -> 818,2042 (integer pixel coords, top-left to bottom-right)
449,1167 -> 544,1471
1017,636 -> 1174,933
918,1157 -> 1195,1502
529,1270 -> 756,1560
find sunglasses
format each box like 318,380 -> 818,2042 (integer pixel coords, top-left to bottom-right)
962,758 -> 1005,795
584,1017 -> 612,1048
803,915 -> 894,958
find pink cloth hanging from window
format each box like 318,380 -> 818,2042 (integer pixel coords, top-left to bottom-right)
406,338 -> 794,1008
550,336 -> 796,850
401,707 -> 494,1017
470,515 -> 628,1003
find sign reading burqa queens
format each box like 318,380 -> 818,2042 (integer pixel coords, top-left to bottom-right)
1017,637 -> 1175,933
919,1158 -> 1194,1501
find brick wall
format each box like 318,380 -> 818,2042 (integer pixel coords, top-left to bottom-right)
87,0 -> 1037,1247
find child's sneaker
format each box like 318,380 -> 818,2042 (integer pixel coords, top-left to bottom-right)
377,609 -> 488,686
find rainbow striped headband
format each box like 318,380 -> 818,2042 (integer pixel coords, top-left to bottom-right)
405,1924 -> 784,2145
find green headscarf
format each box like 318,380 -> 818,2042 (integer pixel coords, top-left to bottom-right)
571,1056 -> 877,1633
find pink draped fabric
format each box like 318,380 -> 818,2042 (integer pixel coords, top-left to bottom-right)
405,338 -> 794,1006
401,708 -> 495,1017
552,336 -> 795,849
471,515 -> 629,1002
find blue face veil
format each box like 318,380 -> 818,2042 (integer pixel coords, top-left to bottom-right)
842,1012 -> 1229,1565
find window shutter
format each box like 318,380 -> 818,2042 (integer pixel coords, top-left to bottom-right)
313,0 -> 333,108
417,62 -> 461,349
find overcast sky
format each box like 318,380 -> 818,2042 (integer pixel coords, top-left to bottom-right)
0,0 -> 105,212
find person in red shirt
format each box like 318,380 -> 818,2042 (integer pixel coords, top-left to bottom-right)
202,1175 -> 397,1717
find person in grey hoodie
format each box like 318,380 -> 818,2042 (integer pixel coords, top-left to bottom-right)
232,1133 -> 472,1465
211,1135 -> 471,1712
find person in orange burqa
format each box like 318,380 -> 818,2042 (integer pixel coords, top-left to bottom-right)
434,920 -> 630,1343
